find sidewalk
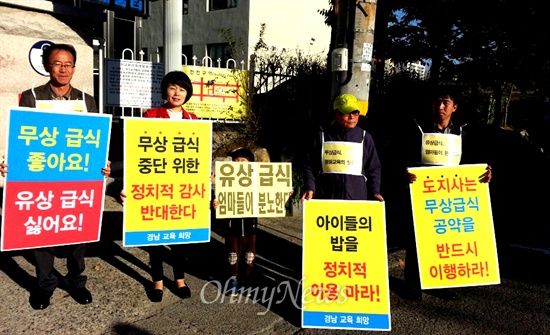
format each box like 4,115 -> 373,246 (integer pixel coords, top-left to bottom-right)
1,183 -> 549,335
0,188 -> 308,335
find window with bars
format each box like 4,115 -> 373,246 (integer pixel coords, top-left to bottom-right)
182,45 -> 192,65
207,43 -> 234,68
209,0 -> 237,11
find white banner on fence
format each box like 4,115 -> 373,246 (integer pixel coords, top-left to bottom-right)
105,59 -> 164,108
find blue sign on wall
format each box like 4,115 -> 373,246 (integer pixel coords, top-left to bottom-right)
80,0 -> 147,16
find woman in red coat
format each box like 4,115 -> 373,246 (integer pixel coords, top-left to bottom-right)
144,71 -> 196,301
122,71 -> 196,302
143,71 -> 197,120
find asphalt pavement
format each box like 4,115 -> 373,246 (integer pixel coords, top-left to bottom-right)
0,178 -> 549,335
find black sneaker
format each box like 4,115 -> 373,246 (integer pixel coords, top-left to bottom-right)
149,288 -> 163,303
29,290 -> 53,310
176,285 -> 191,299
69,287 -> 93,305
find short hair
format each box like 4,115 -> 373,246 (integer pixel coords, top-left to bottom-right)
228,147 -> 255,162
161,71 -> 193,102
42,43 -> 77,66
432,86 -> 460,104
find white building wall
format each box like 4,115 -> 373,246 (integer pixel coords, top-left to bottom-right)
141,0 -> 330,67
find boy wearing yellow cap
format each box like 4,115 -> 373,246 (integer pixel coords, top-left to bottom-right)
300,94 -> 384,202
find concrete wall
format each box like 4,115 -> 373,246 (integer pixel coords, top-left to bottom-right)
0,2 -> 99,187
182,0 -> 250,62
140,0 -> 164,62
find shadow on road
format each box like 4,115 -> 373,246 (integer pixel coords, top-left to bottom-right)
110,323 -> 154,335
0,250 -> 36,292
86,210 -> 152,295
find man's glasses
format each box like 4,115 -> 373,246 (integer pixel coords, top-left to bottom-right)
49,62 -> 74,69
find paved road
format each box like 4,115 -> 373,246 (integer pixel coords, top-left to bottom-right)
1,179 -> 549,335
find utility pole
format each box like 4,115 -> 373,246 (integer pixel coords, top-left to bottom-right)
164,0 -> 183,73
331,0 -> 377,115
